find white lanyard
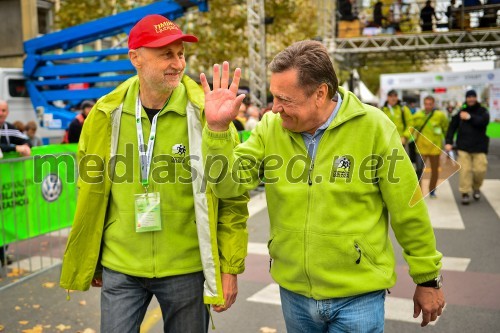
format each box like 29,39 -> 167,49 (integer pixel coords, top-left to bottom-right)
135,96 -> 160,190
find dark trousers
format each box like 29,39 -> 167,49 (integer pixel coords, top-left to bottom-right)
101,267 -> 209,333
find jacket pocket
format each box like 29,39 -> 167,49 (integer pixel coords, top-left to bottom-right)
353,236 -> 389,277
267,229 -> 309,291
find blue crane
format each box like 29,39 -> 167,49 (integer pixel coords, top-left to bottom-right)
23,0 -> 207,130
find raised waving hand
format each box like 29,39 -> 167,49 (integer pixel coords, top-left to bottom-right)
200,61 -> 246,132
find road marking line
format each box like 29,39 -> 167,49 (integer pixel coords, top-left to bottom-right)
247,283 -> 281,305
385,296 -> 441,325
247,284 -> 443,325
482,179 -> 500,219
425,180 -> 465,229
248,242 -> 268,255
248,191 -> 267,218
441,256 -> 470,272
140,306 -> 162,333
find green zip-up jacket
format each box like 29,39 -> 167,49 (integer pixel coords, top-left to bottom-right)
60,75 -> 249,305
203,87 -> 442,300
382,103 -> 413,140
412,109 -> 449,156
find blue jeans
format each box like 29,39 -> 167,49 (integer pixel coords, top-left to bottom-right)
280,287 -> 385,333
101,267 -> 208,333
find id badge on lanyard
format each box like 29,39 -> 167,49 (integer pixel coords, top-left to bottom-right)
135,96 -> 162,232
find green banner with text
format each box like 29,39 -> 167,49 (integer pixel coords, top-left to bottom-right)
1,144 -> 78,246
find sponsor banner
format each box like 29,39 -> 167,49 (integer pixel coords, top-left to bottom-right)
381,70 -> 500,90
0,144 -> 77,246
489,85 -> 500,121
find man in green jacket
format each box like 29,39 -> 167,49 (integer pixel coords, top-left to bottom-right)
60,15 -> 249,332
412,95 -> 449,198
202,40 -> 445,331
382,89 -> 413,146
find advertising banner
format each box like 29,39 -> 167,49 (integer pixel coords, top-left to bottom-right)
0,144 -> 77,246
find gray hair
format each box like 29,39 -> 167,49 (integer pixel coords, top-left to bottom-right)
269,40 -> 338,99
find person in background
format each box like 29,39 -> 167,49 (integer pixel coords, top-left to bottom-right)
390,0 -> 405,32
64,99 -> 95,143
0,99 -> 30,267
244,105 -> 260,131
338,0 -> 358,21
420,0 -> 438,32
382,90 -> 413,146
235,103 -> 247,128
446,104 -> 456,120
446,0 -> 458,30
25,121 -> 43,147
445,90 -> 490,205
202,40 -> 445,332
408,99 -> 418,114
373,1 -> 386,27
0,100 -> 30,157
12,120 -> 25,133
412,95 -> 449,198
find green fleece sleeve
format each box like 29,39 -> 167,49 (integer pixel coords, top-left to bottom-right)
202,120 -> 267,198
215,127 -> 250,274
217,191 -> 250,274
378,129 -> 443,284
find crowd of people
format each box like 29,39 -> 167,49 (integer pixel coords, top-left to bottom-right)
381,88 -> 490,205
338,0 -> 498,35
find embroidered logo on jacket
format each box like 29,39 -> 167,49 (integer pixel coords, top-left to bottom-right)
332,156 -> 353,180
171,143 -> 187,163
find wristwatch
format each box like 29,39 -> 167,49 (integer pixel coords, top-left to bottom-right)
418,275 -> 443,289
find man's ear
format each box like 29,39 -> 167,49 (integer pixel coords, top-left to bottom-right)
315,83 -> 329,106
129,49 -> 140,69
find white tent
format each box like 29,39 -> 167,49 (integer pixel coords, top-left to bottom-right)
341,69 -> 380,106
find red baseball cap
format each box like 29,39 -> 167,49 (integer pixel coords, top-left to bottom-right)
128,14 -> 198,50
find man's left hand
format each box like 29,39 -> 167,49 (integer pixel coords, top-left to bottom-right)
212,273 -> 238,313
413,285 -> 445,327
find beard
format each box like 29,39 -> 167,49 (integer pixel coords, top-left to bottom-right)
161,69 -> 185,92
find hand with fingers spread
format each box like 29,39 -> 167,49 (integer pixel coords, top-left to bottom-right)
200,61 -> 246,132
413,286 -> 445,327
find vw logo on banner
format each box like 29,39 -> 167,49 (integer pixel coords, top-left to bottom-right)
42,174 -> 62,202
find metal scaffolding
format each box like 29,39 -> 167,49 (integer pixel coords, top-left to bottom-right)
246,0 -> 267,107
335,30 -> 500,55
333,29 -> 500,68
316,0 -> 336,54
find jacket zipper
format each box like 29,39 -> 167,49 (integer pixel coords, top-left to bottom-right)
307,138 -> 316,186
304,181 -> 313,295
354,242 -> 386,275
355,243 -> 362,264
307,162 -> 314,186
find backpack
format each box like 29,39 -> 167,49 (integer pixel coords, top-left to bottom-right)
62,113 -> 85,144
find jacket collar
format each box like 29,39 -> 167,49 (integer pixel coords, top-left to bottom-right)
327,86 -> 367,130
286,86 -> 367,146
